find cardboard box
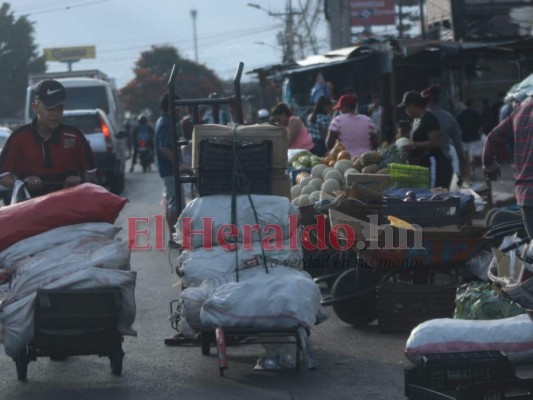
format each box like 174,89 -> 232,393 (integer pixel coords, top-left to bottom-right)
271,174 -> 291,199
192,124 -> 288,170
345,173 -> 390,192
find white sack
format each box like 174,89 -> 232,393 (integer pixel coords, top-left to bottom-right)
0,268 -> 136,358
405,314 -> 533,365
179,238 -> 303,287
8,238 -> 130,303
174,195 -> 299,249
200,267 -> 321,330
178,280 -> 221,336
0,222 -> 120,270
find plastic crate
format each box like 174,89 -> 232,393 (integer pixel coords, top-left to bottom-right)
388,163 -> 430,189
404,351 -> 532,399
33,288 -> 121,356
406,378 -> 533,400
197,139 -> 272,196
384,196 -> 461,227
377,283 -> 457,333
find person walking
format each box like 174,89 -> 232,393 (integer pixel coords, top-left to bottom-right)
306,96 -> 332,156
155,93 -> 193,249
326,94 -> 377,157
483,96 -> 533,238
423,84 -> 466,185
398,91 -> 453,189
0,79 -> 96,198
271,103 -> 314,151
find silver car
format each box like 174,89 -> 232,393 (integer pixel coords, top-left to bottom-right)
62,109 -> 127,194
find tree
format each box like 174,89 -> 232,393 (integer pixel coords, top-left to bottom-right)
0,3 -> 46,118
120,45 -> 223,117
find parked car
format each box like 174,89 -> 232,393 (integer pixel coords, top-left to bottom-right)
62,109 -> 127,194
0,127 -> 12,205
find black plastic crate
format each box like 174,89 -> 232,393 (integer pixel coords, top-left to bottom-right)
377,283 -> 457,333
406,378 -> 533,399
405,351 -> 516,398
197,139 -> 272,196
33,288 -> 122,356
384,196 -> 461,227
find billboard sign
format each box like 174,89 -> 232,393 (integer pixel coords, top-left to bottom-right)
350,0 -> 396,27
44,46 -> 96,62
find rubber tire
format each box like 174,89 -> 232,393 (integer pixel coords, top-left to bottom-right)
15,350 -> 28,381
200,331 -> 212,356
331,268 -> 378,327
109,341 -> 124,376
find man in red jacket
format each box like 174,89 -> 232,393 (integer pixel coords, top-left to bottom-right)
0,80 -> 96,198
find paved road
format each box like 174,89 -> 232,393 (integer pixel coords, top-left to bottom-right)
0,171 -> 410,400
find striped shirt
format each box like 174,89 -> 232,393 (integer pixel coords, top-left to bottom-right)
483,96 -> 533,206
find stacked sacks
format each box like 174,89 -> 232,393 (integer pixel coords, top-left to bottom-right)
173,194 -> 327,344
0,185 -> 135,358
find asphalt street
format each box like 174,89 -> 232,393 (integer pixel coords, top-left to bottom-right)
0,170 -> 412,400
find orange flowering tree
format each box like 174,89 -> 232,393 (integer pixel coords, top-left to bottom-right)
120,45 -> 222,117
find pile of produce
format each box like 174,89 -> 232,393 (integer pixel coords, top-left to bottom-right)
289,141 -> 409,206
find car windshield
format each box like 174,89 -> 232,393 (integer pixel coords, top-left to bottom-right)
27,86 -> 109,119
62,114 -> 101,135
64,87 -> 109,113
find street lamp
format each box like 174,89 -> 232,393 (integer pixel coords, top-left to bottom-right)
190,9 -> 198,63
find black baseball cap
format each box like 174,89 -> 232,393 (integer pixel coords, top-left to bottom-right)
35,79 -> 66,108
397,91 -> 423,108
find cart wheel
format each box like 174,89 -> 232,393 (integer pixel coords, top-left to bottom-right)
109,341 -> 124,376
200,331 -> 212,356
15,349 -> 29,381
331,268 -> 378,327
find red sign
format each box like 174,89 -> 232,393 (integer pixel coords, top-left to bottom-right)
350,0 -> 396,27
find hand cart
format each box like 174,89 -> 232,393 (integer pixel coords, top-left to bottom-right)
166,62 -> 316,375
13,288 -> 125,381
310,205 -> 528,327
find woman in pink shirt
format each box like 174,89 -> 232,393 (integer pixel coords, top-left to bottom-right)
326,94 -> 377,157
271,103 -> 314,151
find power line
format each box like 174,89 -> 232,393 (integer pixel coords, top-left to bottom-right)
18,0 -> 111,16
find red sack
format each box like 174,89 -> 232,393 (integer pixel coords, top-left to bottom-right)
0,183 -> 128,252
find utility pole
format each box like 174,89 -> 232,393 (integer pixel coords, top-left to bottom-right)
419,0 -> 427,40
285,0 -> 295,63
326,0 -> 351,50
248,1 -> 302,64
190,9 -> 199,63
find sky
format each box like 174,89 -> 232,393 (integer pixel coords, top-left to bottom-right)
10,0 -> 331,89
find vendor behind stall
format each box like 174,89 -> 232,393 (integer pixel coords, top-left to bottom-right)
397,91 -> 453,189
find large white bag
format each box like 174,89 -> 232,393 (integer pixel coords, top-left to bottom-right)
8,239 -> 130,303
200,267 -> 321,330
405,314 -> 533,365
0,222 -> 120,270
174,195 -> 299,249
178,238 -> 303,287
0,268 -> 136,358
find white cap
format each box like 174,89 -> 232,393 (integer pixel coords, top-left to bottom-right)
257,109 -> 269,118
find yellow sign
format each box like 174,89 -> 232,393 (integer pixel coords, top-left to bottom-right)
44,46 -> 96,62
